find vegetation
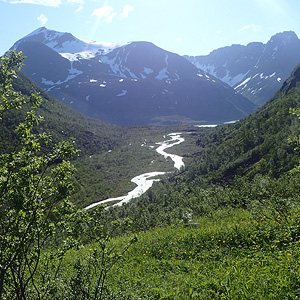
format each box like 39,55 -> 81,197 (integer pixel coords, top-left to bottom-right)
0,51 -> 136,299
2,50 -> 300,299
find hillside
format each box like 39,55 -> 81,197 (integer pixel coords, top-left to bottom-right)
186,61 -> 300,183
2,71 -> 121,154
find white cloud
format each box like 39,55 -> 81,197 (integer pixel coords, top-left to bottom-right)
75,5 -> 83,13
92,4 -> 133,23
37,13 -> 48,25
103,12 -> 117,22
4,0 -> 61,6
239,24 -> 260,32
67,0 -> 83,3
4,0 -> 84,6
120,4 -> 133,18
216,30 -> 222,34
92,5 -> 113,19
92,5 -> 119,22
176,37 -> 182,42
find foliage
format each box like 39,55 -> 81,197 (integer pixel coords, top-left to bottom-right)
0,51 -> 77,299
0,51 -> 138,299
61,206 -> 137,300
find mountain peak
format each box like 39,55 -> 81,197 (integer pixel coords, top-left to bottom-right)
11,27 -> 126,56
13,27 -> 77,52
268,30 -> 299,46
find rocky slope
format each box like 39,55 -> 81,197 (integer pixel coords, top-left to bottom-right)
185,31 -> 300,106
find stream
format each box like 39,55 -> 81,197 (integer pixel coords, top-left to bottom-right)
84,132 -> 185,210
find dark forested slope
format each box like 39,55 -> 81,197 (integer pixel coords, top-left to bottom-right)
0,71 -> 122,155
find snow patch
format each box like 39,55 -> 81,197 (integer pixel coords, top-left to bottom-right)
194,62 -> 249,87
156,68 -> 169,79
101,53 -> 137,78
155,54 -> 169,79
219,70 -> 250,87
41,78 -> 55,86
143,67 -> 153,74
234,77 -> 251,90
117,90 -> 127,96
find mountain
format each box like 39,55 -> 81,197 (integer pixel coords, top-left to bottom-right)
185,31 -> 300,106
10,27 -> 255,125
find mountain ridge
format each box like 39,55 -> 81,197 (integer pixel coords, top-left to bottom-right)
10,27 -> 255,125
185,31 -> 300,106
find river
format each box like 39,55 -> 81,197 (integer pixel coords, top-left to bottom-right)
84,132 -> 185,210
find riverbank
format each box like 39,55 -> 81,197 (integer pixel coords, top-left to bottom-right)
84,132 -> 185,209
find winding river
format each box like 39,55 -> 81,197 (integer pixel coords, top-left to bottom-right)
84,132 -> 185,210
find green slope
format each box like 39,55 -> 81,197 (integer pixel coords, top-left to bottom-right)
4,52 -> 300,299
77,62 -> 300,299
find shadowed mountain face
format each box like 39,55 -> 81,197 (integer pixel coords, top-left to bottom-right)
185,31 -> 300,106
11,27 -> 255,125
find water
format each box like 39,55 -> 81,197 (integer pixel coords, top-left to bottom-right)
84,132 -> 185,209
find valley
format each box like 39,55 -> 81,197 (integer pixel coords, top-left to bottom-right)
71,125 -> 202,209
84,132 -> 186,209
2,27 -> 300,299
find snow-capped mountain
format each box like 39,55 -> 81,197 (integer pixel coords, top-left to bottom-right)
11,27 -> 255,125
14,27 -> 126,57
185,31 -> 300,106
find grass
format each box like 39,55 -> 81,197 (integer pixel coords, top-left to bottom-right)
96,207 -> 300,299
29,172 -> 300,299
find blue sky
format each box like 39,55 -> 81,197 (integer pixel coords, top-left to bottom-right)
1,0 -> 300,56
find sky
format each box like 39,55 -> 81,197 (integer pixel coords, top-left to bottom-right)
1,0 -> 300,57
